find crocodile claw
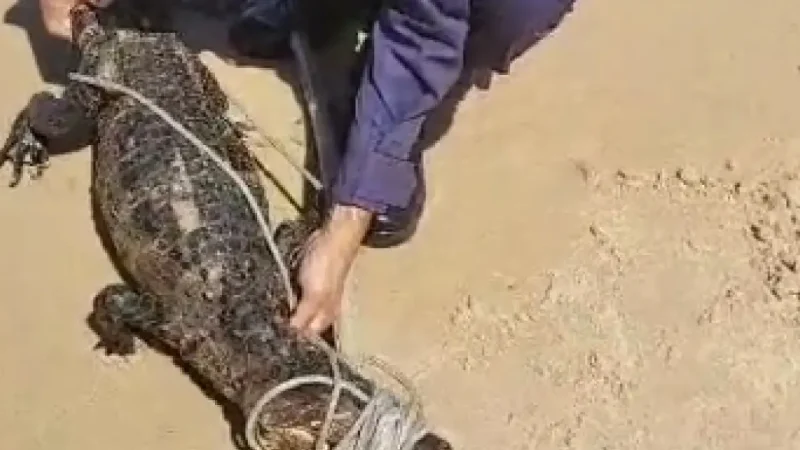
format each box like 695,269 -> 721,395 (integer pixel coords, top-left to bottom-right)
0,109 -> 50,188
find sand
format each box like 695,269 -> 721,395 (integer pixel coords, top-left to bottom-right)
2,0 -> 800,449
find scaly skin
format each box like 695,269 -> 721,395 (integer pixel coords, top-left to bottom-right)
0,3 -> 452,450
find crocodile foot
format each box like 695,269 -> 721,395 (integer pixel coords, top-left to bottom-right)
0,104 -> 50,187
88,284 -> 158,358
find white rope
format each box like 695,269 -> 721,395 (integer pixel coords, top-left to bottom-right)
68,71 -> 428,450
244,337 -> 428,450
222,92 -> 323,191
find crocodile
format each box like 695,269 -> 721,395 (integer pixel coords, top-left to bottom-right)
0,3 -> 451,449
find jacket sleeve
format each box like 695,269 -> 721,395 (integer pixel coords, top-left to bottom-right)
331,0 -> 470,214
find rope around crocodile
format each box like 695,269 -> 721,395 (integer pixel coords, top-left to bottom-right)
67,72 -> 428,450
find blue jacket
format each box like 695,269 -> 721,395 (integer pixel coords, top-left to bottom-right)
330,0 -> 575,214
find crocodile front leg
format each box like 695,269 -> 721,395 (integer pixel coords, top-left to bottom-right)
0,91 -> 94,187
88,283 -> 164,357
0,107 -> 48,187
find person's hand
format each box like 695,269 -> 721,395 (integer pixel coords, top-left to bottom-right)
290,205 -> 372,336
39,0 -> 113,40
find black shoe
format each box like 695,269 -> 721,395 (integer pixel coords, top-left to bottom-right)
362,176 -> 426,249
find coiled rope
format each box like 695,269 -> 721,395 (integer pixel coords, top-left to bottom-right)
69,63 -> 427,450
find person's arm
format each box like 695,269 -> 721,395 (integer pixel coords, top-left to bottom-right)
290,0 -> 471,335
331,0 -> 471,216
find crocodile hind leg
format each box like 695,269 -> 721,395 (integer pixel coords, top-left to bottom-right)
0,91 -> 93,187
273,213 -> 321,275
88,284 -> 163,357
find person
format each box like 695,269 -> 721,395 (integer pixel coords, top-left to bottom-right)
39,0 -> 577,337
